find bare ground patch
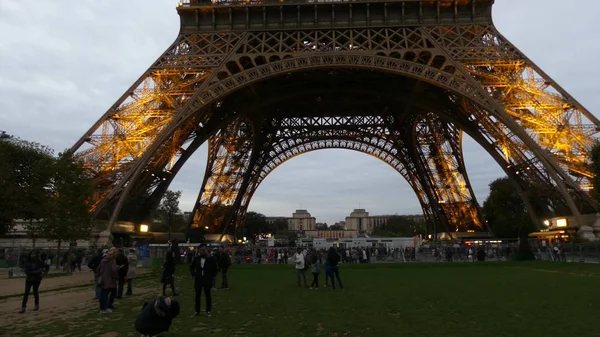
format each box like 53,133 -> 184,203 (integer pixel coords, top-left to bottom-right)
1,284 -> 159,336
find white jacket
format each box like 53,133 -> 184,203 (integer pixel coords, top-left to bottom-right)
293,252 -> 305,270
126,253 -> 137,279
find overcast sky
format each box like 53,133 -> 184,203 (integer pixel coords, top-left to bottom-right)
1,0 -> 598,225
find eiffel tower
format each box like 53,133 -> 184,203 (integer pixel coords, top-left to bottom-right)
71,0 -> 599,239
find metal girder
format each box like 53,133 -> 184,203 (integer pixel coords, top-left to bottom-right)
71,1 -> 599,234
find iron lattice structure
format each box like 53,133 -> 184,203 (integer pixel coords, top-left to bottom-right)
71,0 -> 600,237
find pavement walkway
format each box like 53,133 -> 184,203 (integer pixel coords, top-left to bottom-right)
0,268 -> 150,298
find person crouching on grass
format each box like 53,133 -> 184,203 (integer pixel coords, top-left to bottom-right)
134,295 -> 180,337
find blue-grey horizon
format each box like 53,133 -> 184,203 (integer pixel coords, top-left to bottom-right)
0,0 -> 598,225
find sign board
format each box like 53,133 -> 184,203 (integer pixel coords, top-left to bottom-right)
138,244 -> 150,259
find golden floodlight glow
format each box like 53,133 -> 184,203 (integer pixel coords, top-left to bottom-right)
556,219 -> 567,228
140,224 -> 149,232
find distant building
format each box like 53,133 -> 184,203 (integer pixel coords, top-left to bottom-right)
344,209 -> 423,234
303,229 -> 358,239
289,209 -> 316,231
265,210 -> 316,231
345,209 -> 384,234
265,216 -> 290,225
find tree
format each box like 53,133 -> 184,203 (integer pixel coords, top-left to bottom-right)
591,142 -> 600,204
242,211 -> 272,240
45,151 -> 95,271
330,224 -> 344,230
0,137 -> 54,237
315,223 -> 328,230
482,177 -> 537,239
158,190 -> 182,240
272,219 -> 289,232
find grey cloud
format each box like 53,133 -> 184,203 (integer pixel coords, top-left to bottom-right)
1,0 -> 597,225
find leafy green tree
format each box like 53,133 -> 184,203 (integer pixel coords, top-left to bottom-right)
315,223 -> 328,230
243,211 -> 273,240
158,190 -> 182,240
330,224 -> 344,230
0,137 -> 54,237
45,151 -> 95,270
372,216 -> 426,237
272,219 -> 290,232
482,177 -> 537,239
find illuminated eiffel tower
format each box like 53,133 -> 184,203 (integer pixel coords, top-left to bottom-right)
71,0 -> 599,239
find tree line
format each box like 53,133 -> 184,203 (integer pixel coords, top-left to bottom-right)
0,136 -> 94,252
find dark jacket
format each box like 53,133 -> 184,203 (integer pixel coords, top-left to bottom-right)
326,252 -> 341,267
134,296 -> 179,335
218,252 -> 232,270
97,256 -> 118,289
115,253 -> 129,278
190,255 -> 218,285
24,258 -> 49,283
161,252 -> 176,284
87,254 -> 102,271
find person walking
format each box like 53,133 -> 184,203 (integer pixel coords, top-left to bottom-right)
217,246 -> 231,289
326,247 -> 343,290
125,248 -> 137,295
97,247 -> 119,313
19,250 -> 49,314
115,249 -> 129,299
190,244 -> 218,317
293,247 -> 308,288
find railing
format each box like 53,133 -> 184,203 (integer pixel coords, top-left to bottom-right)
178,0 -> 460,7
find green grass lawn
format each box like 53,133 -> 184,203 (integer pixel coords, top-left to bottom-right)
20,261 -> 600,337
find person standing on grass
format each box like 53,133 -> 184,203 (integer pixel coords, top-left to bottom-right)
115,248 -> 129,299
218,246 -> 231,289
162,251 -> 179,296
98,247 -> 119,314
190,244 -> 218,317
323,259 -> 332,287
326,247 -> 343,290
87,249 -> 104,300
293,247 -> 308,288
125,248 -> 137,295
309,252 -> 320,290
19,250 -> 49,314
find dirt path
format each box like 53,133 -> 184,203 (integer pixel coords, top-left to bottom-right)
0,284 -> 159,336
0,269 -> 151,298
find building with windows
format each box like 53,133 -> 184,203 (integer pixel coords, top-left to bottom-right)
288,209 -> 316,231
302,229 -> 358,239
344,209 -> 427,234
265,210 -> 316,231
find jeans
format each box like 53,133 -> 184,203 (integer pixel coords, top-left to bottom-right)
330,266 -> 343,289
22,280 -> 41,308
310,272 -> 319,288
99,288 -> 116,311
117,275 -> 125,298
296,269 -> 307,287
94,275 -> 101,299
194,282 -> 212,313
